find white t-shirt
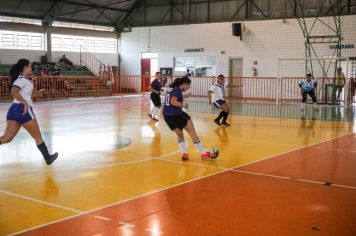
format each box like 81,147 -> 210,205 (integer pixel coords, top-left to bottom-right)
12,76 -> 34,106
209,82 -> 226,101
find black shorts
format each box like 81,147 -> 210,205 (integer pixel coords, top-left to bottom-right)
150,92 -> 161,107
164,111 -> 191,131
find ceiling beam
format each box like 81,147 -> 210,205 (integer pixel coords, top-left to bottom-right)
116,0 -> 145,30
48,0 -> 130,13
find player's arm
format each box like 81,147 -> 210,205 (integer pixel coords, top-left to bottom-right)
11,86 -> 29,114
299,82 -> 305,93
208,90 -> 213,104
149,84 -> 159,94
170,96 -> 188,108
313,81 -> 318,91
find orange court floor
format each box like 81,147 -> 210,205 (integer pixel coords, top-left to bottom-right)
0,96 -> 355,236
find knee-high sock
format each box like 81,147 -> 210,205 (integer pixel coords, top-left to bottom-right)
178,140 -> 187,154
37,142 -> 50,158
152,107 -> 160,119
194,140 -> 206,154
222,111 -> 229,122
215,111 -> 225,121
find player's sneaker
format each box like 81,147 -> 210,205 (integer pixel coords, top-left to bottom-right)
201,149 -> 219,160
221,121 -> 230,126
214,119 -> 221,126
301,103 -> 306,110
45,152 -> 58,165
312,103 -> 319,110
181,153 -> 189,161
152,118 -> 159,122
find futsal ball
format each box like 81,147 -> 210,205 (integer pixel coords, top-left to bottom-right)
210,148 -> 219,159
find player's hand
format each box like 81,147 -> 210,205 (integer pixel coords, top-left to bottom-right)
22,103 -> 29,115
208,101 -> 212,105
182,102 -> 189,109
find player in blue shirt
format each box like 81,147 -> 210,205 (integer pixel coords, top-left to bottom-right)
299,73 -> 318,110
163,77 -> 219,161
0,58 -> 58,165
148,72 -> 162,121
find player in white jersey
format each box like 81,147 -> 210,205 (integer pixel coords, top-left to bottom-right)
0,59 -> 58,165
299,73 -> 318,110
208,74 -> 231,126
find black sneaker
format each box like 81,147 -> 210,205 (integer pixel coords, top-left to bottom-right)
221,121 -> 230,126
214,119 -> 221,126
45,152 -> 58,165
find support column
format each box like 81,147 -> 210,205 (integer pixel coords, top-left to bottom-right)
46,28 -> 52,62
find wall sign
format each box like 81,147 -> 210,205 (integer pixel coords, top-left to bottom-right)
329,44 -> 354,49
184,48 -> 204,52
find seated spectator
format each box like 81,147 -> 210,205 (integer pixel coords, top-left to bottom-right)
59,54 -> 74,67
52,64 -> 61,76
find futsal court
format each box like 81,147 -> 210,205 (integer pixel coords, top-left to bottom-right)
0,96 -> 355,236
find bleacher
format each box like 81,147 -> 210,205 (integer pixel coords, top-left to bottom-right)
0,58 -> 112,101
0,64 -> 11,76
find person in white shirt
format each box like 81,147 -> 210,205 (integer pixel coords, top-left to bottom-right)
0,58 -> 58,165
208,74 -> 231,126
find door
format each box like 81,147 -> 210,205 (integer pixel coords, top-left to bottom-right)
141,59 -> 151,92
229,58 -> 243,97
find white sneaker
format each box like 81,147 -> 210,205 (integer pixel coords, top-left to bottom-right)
313,103 -> 319,110
301,103 -> 306,110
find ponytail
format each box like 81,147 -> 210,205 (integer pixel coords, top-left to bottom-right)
170,76 -> 191,88
9,58 -> 30,89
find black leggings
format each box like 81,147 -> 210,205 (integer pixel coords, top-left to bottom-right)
301,90 -> 317,103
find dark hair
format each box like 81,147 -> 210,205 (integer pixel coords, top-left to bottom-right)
306,73 -> 312,77
218,74 -> 224,78
9,58 -> 30,88
170,76 -> 191,88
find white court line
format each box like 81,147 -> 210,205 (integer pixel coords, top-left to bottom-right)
0,189 -> 82,214
231,169 -> 356,190
9,132 -> 356,236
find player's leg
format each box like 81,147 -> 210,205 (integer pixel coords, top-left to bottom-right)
22,118 -> 58,165
301,90 -> 307,110
172,128 -> 188,161
220,102 -> 230,126
0,121 -> 21,145
184,119 -> 217,160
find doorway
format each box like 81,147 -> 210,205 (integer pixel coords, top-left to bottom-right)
229,58 -> 243,97
141,53 -> 159,92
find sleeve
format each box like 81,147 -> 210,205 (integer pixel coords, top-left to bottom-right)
313,80 -> 318,87
12,79 -> 25,90
209,84 -> 216,93
299,80 -> 302,88
170,88 -> 181,98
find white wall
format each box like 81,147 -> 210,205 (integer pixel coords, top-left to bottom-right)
0,22 -> 119,67
119,15 -> 356,77
0,49 -> 45,64
52,52 -> 119,66
0,50 -> 118,67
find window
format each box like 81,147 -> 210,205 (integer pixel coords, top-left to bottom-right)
0,30 -> 44,50
174,56 -> 216,76
51,34 -> 117,53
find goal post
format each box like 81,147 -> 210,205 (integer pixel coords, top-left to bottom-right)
277,57 -> 350,106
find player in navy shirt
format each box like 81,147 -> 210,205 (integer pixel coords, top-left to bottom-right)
0,58 -> 58,165
163,77 -> 219,161
299,73 -> 318,110
148,72 -> 162,121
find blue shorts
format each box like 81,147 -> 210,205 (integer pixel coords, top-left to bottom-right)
213,99 -> 226,108
6,103 -> 36,124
